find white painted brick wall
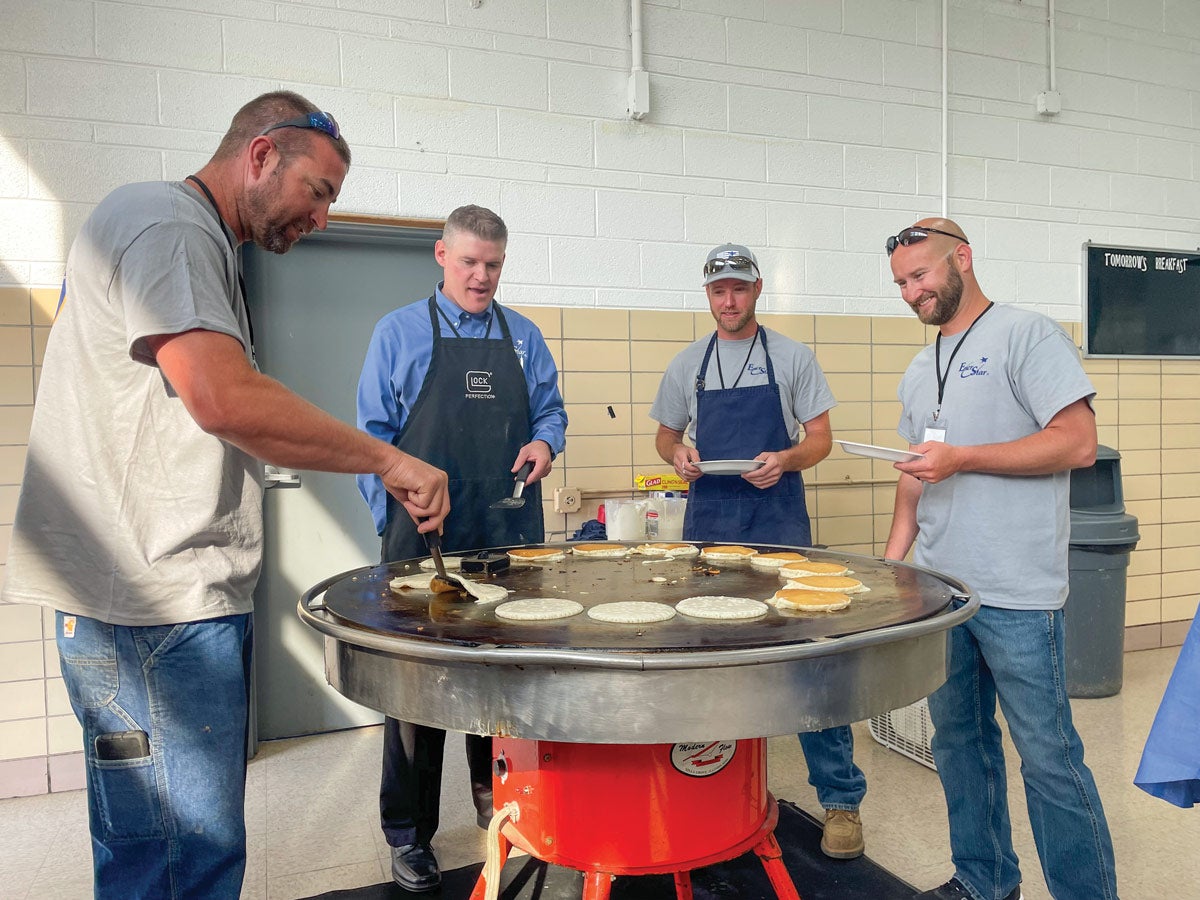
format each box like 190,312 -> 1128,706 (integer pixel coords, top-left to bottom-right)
96,4 -> 223,71
0,0 -> 1195,323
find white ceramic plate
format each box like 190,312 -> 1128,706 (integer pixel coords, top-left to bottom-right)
837,440 -> 925,463
694,459 -> 766,475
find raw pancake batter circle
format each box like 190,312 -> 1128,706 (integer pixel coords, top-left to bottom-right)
676,596 -> 769,620
495,598 -> 584,621
587,601 -> 677,623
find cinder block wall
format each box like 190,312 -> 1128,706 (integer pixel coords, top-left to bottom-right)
2,0 -> 1198,796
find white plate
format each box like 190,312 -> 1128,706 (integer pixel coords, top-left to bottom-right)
837,440 -> 925,463
694,459 -> 766,475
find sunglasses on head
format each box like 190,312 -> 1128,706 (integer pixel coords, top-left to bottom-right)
885,226 -> 968,256
703,256 -> 759,278
258,111 -> 341,141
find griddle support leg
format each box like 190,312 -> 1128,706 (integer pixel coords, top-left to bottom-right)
582,871 -> 613,899
467,832 -> 513,900
673,871 -> 694,899
753,832 -> 803,900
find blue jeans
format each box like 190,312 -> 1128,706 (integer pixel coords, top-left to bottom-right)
928,604 -> 1118,900
57,611 -> 253,900
798,725 -> 866,810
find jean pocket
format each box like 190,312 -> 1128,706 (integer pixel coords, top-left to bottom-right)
92,752 -> 167,841
57,613 -> 119,709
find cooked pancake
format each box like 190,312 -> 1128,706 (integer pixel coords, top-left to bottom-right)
636,542 -> 700,558
419,555 -> 463,571
571,543 -> 631,558
768,589 -> 852,612
749,551 -> 809,569
783,575 -> 868,593
778,561 -> 851,578
495,598 -> 583,621
587,601 -> 676,624
699,545 -> 758,561
675,595 -> 769,620
507,548 -> 566,563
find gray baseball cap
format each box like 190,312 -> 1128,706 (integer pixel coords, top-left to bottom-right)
702,243 -> 761,285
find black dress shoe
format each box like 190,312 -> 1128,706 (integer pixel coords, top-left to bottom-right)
473,785 -> 494,830
390,843 -> 440,892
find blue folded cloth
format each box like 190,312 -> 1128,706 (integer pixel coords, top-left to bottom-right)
1134,610 -> 1200,807
569,519 -> 606,542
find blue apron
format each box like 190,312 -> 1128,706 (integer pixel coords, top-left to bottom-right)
682,328 -> 811,547
1134,610 -> 1200,807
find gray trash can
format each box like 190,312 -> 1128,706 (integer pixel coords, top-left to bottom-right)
1065,446 -> 1139,698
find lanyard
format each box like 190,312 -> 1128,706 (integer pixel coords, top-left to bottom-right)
714,328 -> 761,390
933,301 -> 993,420
185,175 -> 255,349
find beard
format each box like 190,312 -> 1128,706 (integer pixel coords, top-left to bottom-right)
244,174 -> 303,255
912,261 -> 964,326
715,307 -> 755,335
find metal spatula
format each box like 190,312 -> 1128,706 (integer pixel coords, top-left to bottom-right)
422,524 -> 461,594
490,461 -> 535,510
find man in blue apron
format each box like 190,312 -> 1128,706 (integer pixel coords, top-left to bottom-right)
356,206 -> 567,892
649,243 -> 868,859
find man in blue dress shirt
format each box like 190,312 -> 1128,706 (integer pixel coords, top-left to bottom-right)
356,205 -> 567,892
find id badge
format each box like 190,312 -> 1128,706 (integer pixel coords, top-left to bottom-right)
923,413 -> 947,443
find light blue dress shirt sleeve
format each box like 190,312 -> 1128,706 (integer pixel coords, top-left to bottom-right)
355,287 -> 567,535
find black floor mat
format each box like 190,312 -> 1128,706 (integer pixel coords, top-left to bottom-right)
307,801 -> 918,899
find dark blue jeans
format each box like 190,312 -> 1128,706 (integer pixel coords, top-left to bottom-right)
57,611 -> 253,900
798,725 -> 866,810
928,604 -> 1118,900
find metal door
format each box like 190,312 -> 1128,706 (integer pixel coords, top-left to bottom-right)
243,220 -> 441,740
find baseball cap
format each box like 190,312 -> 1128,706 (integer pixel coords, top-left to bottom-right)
702,243 -> 760,285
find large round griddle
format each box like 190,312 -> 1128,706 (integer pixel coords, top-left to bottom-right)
300,542 -> 977,743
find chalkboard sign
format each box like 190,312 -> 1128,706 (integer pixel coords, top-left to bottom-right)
1085,242 -> 1200,358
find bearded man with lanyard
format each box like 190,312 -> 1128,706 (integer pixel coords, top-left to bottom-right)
356,205 -> 566,892
650,243 -> 869,860
884,219 -> 1116,900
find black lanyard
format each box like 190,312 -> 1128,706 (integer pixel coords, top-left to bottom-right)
933,301 -> 993,420
714,328 -> 761,390
185,175 -> 254,349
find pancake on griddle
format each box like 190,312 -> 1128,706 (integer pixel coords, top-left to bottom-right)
675,595 -> 769,620
495,598 -> 583,621
778,561 -> 851,578
570,543 -> 631,558
767,589 -> 853,612
419,555 -> 463,571
587,601 -> 676,623
636,542 -> 700,558
699,545 -> 758,562
507,547 -> 566,564
783,575 -> 868,593
750,551 -> 809,569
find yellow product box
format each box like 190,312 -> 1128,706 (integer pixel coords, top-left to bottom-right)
635,473 -> 689,492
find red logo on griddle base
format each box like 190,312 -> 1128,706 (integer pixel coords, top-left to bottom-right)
670,740 -> 737,777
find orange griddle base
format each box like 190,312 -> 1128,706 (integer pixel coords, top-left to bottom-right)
469,738 -> 802,900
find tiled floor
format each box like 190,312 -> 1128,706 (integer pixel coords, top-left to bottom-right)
3,645 -> 1199,899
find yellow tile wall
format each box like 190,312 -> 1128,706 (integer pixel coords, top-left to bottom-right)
1,297 -> 1197,795
521,305 -> 1199,657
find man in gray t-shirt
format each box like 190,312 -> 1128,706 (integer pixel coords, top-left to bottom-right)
650,243 -> 868,861
2,92 -> 449,900
884,218 -> 1116,900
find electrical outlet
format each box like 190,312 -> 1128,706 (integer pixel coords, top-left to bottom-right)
554,486 -> 582,513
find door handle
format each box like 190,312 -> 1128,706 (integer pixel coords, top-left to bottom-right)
264,465 -> 301,489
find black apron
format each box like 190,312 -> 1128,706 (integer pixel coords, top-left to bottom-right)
382,296 -> 543,562
682,328 -> 811,546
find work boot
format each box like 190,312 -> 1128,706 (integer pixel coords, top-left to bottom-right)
820,808 -> 864,859
390,843 -> 441,892
914,878 -> 1022,900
